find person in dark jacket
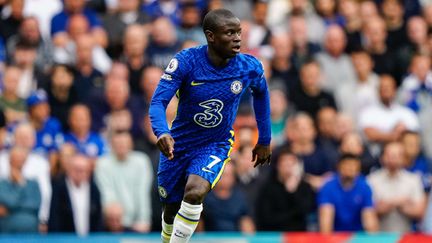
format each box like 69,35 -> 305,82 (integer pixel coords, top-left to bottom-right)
256,148 -> 315,231
48,154 -> 102,235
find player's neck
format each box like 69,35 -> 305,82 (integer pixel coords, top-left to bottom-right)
207,48 -> 231,67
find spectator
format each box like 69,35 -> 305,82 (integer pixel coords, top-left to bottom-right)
51,0 -> 108,48
335,49 -> 379,121
62,104 -> 106,159
270,87 -> 293,146
11,40 -> 45,99
74,33 -> 106,100
146,17 -> 182,69
246,0 -> 271,50
52,142 -> 76,178
268,32 -> 298,94
289,15 -> 321,71
6,16 -> 53,73
400,131 -> 432,192
382,0 -> 409,52
315,25 -> 356,94
0,122 -> 51,225
318,154 -> 378,233
422,3 -> 432,31
0,0 -> 24,41
49,154 -> 103,235
231,144 -> 269,218
368,142 -> 426,232
87,77 -> 145,138
102,0 -> 150,58
21,0 -> 62,38
95,131 -> 153,233
106,62 -> 129,81
359,75 -> 419,157
219,0 -> 253,21
0,66 -> 26,124
333,112 -> 356,142
359,1 -> 380,26
287,113 -> 333,190
0,146 -> 41,233
316,107 -> 339,164
202,162 -> 255,233
44,64 -> 79,130
141,65 -> 163,104
397,16 -> 430,79
26,89 -> 62,166
53,14 -> 111,75
362,16 -> 400,83
315,0 -> 344,26
339,132 -> 377,176
176,2 -> 206,46
141,0 -> 184,25
289,60 -> 337,118
398,54 -> 432,159
256,148 -> 314,231
339,0 -> 362,53
282,0 -> 326,45
121,24 -> 149,96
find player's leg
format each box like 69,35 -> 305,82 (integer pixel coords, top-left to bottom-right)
158,153 -> 189,243
161,202 -> 180,243
169,175 -> 209,243
170,145 -> 231,243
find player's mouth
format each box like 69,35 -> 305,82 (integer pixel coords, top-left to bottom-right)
232,45 -> 241,53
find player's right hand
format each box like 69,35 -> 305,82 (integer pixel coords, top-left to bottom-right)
157,133 -> 175,160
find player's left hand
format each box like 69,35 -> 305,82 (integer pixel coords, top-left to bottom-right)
252,144 -> 271,168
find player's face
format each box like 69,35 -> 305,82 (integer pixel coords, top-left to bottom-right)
212,17 -> 242,58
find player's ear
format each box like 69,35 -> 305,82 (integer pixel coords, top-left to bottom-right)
205,30 -> 214,43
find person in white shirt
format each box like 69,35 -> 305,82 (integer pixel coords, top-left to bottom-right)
358,74 -> 419,157
315,25 -> 356,94
335,49 -> 379,122
95,130 -> 153,232
368,142 -> 426,232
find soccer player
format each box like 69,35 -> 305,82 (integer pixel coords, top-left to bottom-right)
149,9 -> 271,243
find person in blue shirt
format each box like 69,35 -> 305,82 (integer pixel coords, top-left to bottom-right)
27,90 -> 62,160
61,104 -> 105,159
318,154 -> 379,233
50,0 -> 107,48
149,9 -> 271,243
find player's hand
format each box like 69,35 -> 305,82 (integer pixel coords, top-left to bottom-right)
252,144 -> 271,168
157,133 -> 175,160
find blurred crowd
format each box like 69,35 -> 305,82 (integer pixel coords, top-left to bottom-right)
1,0 -> 432,236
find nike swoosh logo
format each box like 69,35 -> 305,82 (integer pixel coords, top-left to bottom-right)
191,81 -> 205,86
202,168 -> 215,174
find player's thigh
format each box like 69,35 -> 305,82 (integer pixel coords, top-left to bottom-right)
157,153 -> 190,203
186,145 -> 232,189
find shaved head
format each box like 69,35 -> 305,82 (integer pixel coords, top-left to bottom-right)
203,9 -> 237,33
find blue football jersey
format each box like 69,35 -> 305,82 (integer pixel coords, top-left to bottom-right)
150,45 -> 271,153
35,117 -> 62,155
61,132 -> 106,158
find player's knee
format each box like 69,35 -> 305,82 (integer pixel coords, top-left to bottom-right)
183,183 -> 208,204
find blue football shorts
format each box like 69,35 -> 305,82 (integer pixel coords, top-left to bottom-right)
157,143 -> 233,203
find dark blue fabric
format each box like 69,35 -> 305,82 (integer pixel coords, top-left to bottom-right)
203,187 -> 249,231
